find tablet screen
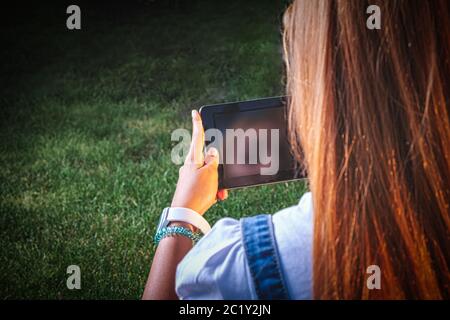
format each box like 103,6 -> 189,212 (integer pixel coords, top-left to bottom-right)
214,107 -> 295,181
200,96 -> 302,189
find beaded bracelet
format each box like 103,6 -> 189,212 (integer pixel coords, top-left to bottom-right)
154,226 -> 201,246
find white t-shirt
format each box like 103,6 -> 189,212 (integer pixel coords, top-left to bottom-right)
175,192 -> 313,299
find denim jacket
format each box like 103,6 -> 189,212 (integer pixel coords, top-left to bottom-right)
176,192 -> 313,300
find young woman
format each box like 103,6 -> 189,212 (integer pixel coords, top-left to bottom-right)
143,0 -> 449,299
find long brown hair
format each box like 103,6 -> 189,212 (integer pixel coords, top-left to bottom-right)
283,0 -> 450,299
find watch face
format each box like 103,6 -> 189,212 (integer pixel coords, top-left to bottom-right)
156,208 -> 169,232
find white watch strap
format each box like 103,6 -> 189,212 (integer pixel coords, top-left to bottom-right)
167,207 -> 211,234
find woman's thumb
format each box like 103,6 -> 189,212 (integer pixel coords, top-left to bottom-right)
204,147 -> 219,167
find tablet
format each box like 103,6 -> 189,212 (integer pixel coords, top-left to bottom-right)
199,96 -> 303,189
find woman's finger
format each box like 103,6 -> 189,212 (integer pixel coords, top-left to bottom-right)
217,189 -> 228,201
204,147 -> 219,167
186,110 -> 205,167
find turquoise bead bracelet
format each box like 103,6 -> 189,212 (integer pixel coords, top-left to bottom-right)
154,226 -> 201,246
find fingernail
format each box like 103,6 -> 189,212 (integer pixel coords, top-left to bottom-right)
191,110 -> 199,120
208,147 -> 218,157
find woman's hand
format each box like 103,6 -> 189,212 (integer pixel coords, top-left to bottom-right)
142,110 -> 228,300
171,110 -> 228,215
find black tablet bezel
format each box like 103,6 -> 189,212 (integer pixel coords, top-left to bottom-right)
199,96 -> 302,189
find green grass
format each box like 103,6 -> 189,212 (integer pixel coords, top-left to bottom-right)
0,0 -> 306,299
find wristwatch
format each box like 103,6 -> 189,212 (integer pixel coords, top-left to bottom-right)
156,207 -> 211,235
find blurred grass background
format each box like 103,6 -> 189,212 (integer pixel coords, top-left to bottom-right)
0,0 -> 306,299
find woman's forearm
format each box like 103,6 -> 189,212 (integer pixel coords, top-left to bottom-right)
142,233 -> 193,300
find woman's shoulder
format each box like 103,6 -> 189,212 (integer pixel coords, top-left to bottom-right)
175,192 -> 313,300
272,192 -> 313,299
272,191 -> 313,252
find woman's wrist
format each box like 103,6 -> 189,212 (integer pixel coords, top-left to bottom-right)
168,221 -> 197,233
